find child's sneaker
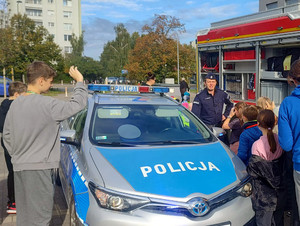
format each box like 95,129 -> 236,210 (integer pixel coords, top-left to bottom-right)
7,202 -> 16,214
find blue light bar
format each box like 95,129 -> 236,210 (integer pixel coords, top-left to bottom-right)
88,84 -> 111,91
88,84 -> 169,94
152,87 -> 169,93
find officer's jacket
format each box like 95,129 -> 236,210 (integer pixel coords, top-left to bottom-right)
191,88 -> 233,126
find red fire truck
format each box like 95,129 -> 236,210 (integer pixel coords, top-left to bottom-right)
196,5 -> 300,106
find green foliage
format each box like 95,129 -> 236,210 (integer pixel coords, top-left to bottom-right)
99,24 -> 138,78
0,14 -> 64,81
65,32 -> 102,82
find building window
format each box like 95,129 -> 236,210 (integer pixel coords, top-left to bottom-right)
48,22 -> 54,27
266,2 -> 278,10
65,46 -> 73,53
34,21 -> 43,26
26,9 -> 42,17
64,23 -> 72,30
48,10 -> 54,16
48,0 -> 54,3
64,34 -> 72,41
286,0 -> 298,5
63,0 -> 72,6
63,11 -> 72,18
25,0 -> 42,4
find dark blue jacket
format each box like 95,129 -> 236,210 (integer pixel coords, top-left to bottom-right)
191,88 -> 233,126
278,85 -> 300,171
237,121 -> 262,165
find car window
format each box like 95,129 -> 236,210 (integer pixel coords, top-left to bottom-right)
72,109 -> 88,142
90,104 -> 215,146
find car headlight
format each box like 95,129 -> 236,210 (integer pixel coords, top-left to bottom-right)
239,182 -> 252,197
89,182 -> 150,212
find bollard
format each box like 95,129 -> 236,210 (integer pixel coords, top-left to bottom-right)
61,80 -> 63,85
65,87 -> 68,97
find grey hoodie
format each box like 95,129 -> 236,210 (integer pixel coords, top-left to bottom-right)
3,82 -> 87,171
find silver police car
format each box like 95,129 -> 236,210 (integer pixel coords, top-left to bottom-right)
59,84 -> 255,226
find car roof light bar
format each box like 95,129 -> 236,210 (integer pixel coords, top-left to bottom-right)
88,84 -> 169,94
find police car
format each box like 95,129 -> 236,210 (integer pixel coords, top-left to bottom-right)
59,84 -> 255,226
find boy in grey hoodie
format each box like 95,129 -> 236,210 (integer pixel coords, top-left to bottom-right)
3,61 -> 88,226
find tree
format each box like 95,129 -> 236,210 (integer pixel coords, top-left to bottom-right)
99,24 -> 138,77
125,33 -> 176,82
0,14 -> 64,81
125,14 -> 195,83
65,32 -> 102,82
142,14 -> 185,37
70,32 -> 85,57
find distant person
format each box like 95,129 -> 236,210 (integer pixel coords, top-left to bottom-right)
247,109 -> 285,226
278,59 -> 300,225
192,73 -> 233,130
222,101 -> 247,154
237,105 -> 262,165
0,82 -> 27,214
142,72 -> 156,86
180,77 -> 189,102
3,62 -> 88,226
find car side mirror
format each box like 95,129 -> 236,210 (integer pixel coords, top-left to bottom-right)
212,127 -> 226,138
60,130 -> 80,147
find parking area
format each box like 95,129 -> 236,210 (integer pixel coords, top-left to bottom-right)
0,145 -> 71,226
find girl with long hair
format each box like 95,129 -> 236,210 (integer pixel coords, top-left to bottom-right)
247,109 -> 284,226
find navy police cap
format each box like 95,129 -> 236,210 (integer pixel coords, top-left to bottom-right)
205,73 -> 217,80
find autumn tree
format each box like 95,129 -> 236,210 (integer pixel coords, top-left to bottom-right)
125,14 -> 195,83
0,14 -> 64,81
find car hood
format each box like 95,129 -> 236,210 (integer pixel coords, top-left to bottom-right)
91,142 -> 239,198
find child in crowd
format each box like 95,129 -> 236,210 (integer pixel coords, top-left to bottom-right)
257,96 -> 275,110
257,96 -> 278,133
181,91 -> 192,111
222,101 -> 247,154
247,109 -> 285,226
0,81 -> 27,214
237,105 -> 262,165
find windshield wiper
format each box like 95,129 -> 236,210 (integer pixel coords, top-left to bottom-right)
97,142 -> 136,147
149,140 -> 202,145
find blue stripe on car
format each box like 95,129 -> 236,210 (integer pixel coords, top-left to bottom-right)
97,142 -> 237,197
70,152 -> 90,223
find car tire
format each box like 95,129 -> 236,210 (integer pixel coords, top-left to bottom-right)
70,195 -> 81,226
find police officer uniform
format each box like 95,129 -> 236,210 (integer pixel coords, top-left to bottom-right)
191,74 -> 233,129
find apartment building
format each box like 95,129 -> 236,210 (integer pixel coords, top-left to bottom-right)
7,0 -> 81,54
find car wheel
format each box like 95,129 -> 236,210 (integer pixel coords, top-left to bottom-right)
70,195 -> 80,226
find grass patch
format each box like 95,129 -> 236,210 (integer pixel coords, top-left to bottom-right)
42,88 -> 64,96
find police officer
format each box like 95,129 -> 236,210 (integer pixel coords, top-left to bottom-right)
192,73 -> 233,130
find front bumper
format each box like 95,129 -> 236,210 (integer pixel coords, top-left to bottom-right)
85,193 -> 254,226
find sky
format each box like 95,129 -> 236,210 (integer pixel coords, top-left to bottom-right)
81,0 -> 259,60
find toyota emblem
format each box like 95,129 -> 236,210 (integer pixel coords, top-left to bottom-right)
188,198 -> 210,216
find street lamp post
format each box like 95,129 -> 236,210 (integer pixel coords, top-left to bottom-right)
177,37 -> 180,84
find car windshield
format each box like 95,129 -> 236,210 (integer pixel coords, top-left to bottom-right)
89,104 -> 216,146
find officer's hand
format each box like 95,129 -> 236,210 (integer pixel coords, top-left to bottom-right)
69,66 -> 84,82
